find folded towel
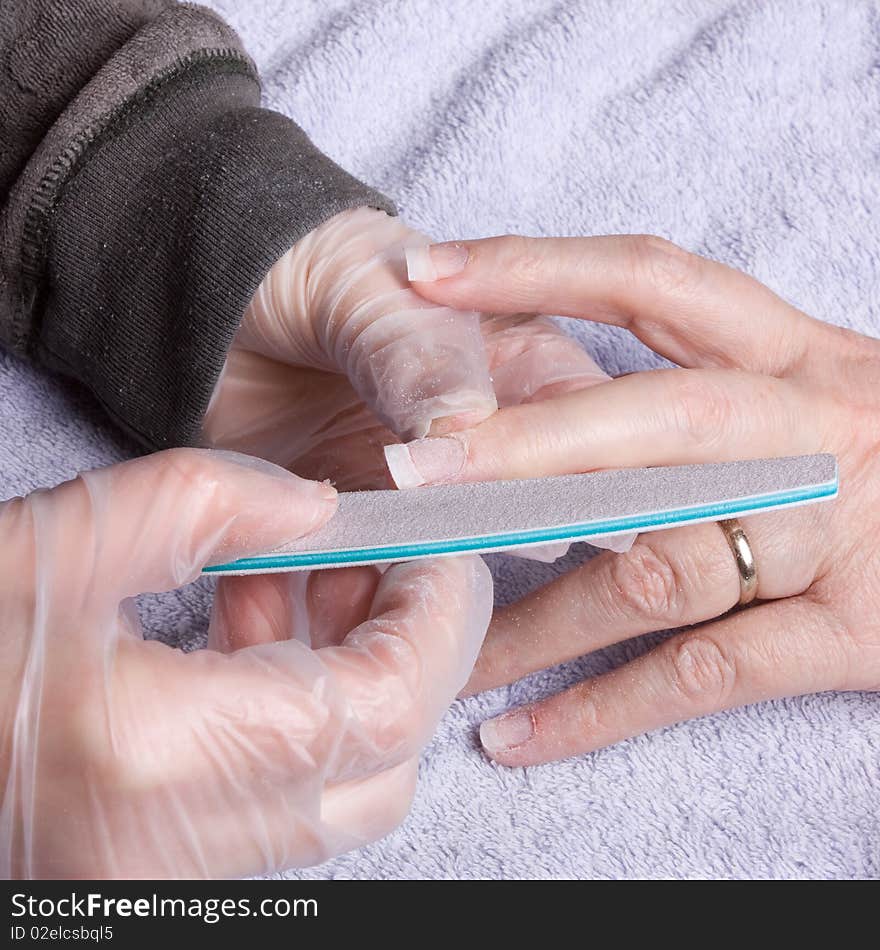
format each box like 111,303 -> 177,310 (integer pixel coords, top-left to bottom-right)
2,0 -> 876,879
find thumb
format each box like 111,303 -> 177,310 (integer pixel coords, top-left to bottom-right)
50,449 -> 337,598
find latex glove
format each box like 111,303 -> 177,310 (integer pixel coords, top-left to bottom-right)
0,448 -> 492,878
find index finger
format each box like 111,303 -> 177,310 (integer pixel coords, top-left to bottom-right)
409,234 -> 826,376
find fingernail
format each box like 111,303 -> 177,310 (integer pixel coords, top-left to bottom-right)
405,243 -> 469,282
211,450 -> 337,503
589,531 -> 637,553
210,449 -> 297,479
281,474 -> 337,517
480,708 -> 535,757
313,478 -> 338,502
426,405 -> 495,437
384,436 -> 467,489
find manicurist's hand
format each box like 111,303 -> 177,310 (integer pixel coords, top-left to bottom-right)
0,449 -> 492,878
202,209 -> 611,492
390,233 -> 880,765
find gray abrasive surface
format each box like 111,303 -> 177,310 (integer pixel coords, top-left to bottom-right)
210,455 -> 837,573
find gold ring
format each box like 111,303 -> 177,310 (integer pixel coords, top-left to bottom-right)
717,518 -> 758,606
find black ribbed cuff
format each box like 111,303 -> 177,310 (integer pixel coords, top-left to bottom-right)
24,51 -> 394,448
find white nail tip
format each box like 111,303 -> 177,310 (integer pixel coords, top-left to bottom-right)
384,443 -> 425,490
590,531 -> 638,553
404,246 -> 437,282
479,719 -> 502,755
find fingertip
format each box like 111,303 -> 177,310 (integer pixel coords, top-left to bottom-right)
460,554 -> 495,651
207,449 -> 338,509
300,477 -> 339,519
589,531 -> 638,553
506,540 -> 572,563
469,548 -> 494,583
404,245 -> 437,282
383,434 -> 468,489
315,478 -> 339,503
258,472 -> 338,540
405,242 -> 470,282
383,443 -> 425,489
479,707 -> 536,765
199,457 -> 339,570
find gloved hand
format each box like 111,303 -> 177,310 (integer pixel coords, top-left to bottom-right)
203,208 -> 611,491
0,448 -> 492,878
202,208 -> 630,556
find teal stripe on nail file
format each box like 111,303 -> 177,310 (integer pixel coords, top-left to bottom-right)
204,455 -> 838,576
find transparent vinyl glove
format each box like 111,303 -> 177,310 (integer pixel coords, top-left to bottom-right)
0,449 -> 492,878
203,208 -> 632,556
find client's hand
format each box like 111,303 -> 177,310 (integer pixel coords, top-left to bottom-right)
392,233 -> 880,765
0,449 -> 491,877
202,208 -> 609,491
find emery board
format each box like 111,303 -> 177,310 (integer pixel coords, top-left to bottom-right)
205,454 -> 837,576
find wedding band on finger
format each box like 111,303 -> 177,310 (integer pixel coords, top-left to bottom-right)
717,518 -> 758,606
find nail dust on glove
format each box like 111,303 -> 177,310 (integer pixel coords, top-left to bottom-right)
0,448 -> 492,878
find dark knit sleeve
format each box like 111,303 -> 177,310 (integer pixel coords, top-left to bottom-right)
0,1 -> 394,448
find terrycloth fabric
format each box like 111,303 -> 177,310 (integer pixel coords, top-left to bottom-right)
2,0 -> 878,878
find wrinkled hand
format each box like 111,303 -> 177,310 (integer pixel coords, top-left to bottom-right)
202,208 -> 610,492
0,449 -> 492,878
392,233 -> 880,765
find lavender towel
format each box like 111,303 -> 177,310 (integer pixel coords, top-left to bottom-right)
3,0 -> 877,878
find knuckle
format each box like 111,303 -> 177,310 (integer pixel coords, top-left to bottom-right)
608,542 -> 685,623
629,234 -> 704,300
159,448 -> 223,502
665,634 -> 737,708
801,594 -> 869,691
500,235 -> 552,290
465,412 -> 541,479
571,682 -> 606,739
667,373 -> 736,448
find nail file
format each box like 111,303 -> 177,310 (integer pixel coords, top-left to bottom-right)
205,454 -> 837,576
